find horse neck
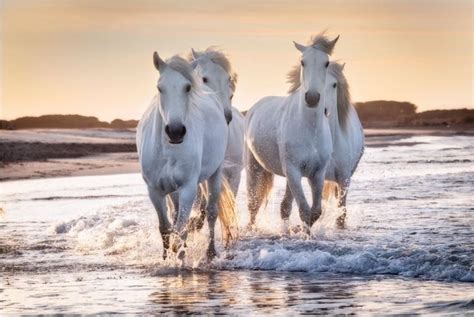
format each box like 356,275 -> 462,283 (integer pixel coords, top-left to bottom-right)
328,102 -> 340,143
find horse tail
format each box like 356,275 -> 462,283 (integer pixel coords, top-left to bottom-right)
217,178 -> 239,246
322,180 -> 340,202
261,181 -> 273,212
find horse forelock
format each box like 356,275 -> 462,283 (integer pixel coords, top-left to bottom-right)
165,55 -> 197,88
328,62 -> 351,130
189,47 -> 238,92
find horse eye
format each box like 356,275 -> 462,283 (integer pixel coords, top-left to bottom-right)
300,60 -> 305,67
157,86 -> 162,93
230,94 -> 234,100
203,77 -> 208,83
333,83 -> 337,88
185,84 -> 191,92
325,61 -> 330,68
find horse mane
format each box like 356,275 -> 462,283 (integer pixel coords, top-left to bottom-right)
287,32 -> 337,94
308,32 -> 338,55
287,64 -> 301,94
166,55 -> 197,87
189,47 -> 238,92
328,62 -> 351,130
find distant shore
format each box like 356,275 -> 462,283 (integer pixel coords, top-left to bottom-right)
1,127 -> 473,182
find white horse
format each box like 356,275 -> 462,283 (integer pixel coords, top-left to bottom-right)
136,53 -> 236,260
280,62 -> 365,228
185,48 -> 245,230
245,34 -> 339,230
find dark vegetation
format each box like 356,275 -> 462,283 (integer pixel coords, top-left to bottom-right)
0,142 -> 136,164
1,103 -> 473,130
354,101 -> 474,128
0,115 -> 138,130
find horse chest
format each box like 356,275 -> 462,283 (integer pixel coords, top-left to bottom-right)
142,155 -> 190,193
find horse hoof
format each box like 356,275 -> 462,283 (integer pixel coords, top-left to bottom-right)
207,248 -> 217,261
302,224 -> 311,236
178,249 -> 186,260
336,219 -> 346,229
246,223 -> 257,232
171,234 -> 183,253
310,211 -> 322,227
281,220 -> 290,236
188,216 -> 204,232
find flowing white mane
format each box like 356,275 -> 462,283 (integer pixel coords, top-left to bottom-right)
190,47 -> 238,92
328,62 -> 351,130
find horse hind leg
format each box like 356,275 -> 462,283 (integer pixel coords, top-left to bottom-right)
246,152 -> 274,229
225,164 -> 242,198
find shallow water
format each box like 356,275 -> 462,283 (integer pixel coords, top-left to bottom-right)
1,135 -> 473,314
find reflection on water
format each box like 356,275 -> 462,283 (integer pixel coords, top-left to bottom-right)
147,271 -> 361,314
1,135 -> 473,314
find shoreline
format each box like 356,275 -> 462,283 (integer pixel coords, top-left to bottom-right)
1,127 -> 472,182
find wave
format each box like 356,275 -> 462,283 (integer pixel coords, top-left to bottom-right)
50,205 -> 474,283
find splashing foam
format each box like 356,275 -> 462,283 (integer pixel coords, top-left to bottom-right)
49,179 -> 473,282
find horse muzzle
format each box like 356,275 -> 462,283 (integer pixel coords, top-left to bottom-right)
165,123 -> 186,144
305,91 -> 321,108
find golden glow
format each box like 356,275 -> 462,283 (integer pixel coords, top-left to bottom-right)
1,0 -> 473,121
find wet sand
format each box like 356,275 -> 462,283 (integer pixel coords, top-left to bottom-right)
1,127 -> 472,182
0,153 -> 139,182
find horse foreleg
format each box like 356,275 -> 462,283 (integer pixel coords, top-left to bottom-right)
173,183 -> 198,258
308,171 -> 326,227
169,192 -> 179,224
206,166 -> 224,260
280,183 -> 294,222
147,186 -> 172,260
336,186 -> 348,229
188,185 -> 207,232
286,166 -> 311,228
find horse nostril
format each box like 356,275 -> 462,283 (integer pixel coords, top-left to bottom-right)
165,125 -> 171,136
226,112 -> 233,124
305,92 -> 309,101
315,93 -> 321,104
181,126 -> 187,137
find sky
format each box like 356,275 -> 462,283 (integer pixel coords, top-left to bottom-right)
1,0 -> 473,121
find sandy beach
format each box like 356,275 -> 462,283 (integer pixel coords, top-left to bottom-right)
1,127 -> 472,181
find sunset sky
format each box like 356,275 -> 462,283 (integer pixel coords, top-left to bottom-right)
1,0 -> 473,121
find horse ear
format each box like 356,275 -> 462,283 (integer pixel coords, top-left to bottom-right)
191,48 -> 199,61
293,41 -> 307,53
190,60 -> 198,69
341,62 -> 346,70
153,51 -> 166,71
328,35 -> 340,53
